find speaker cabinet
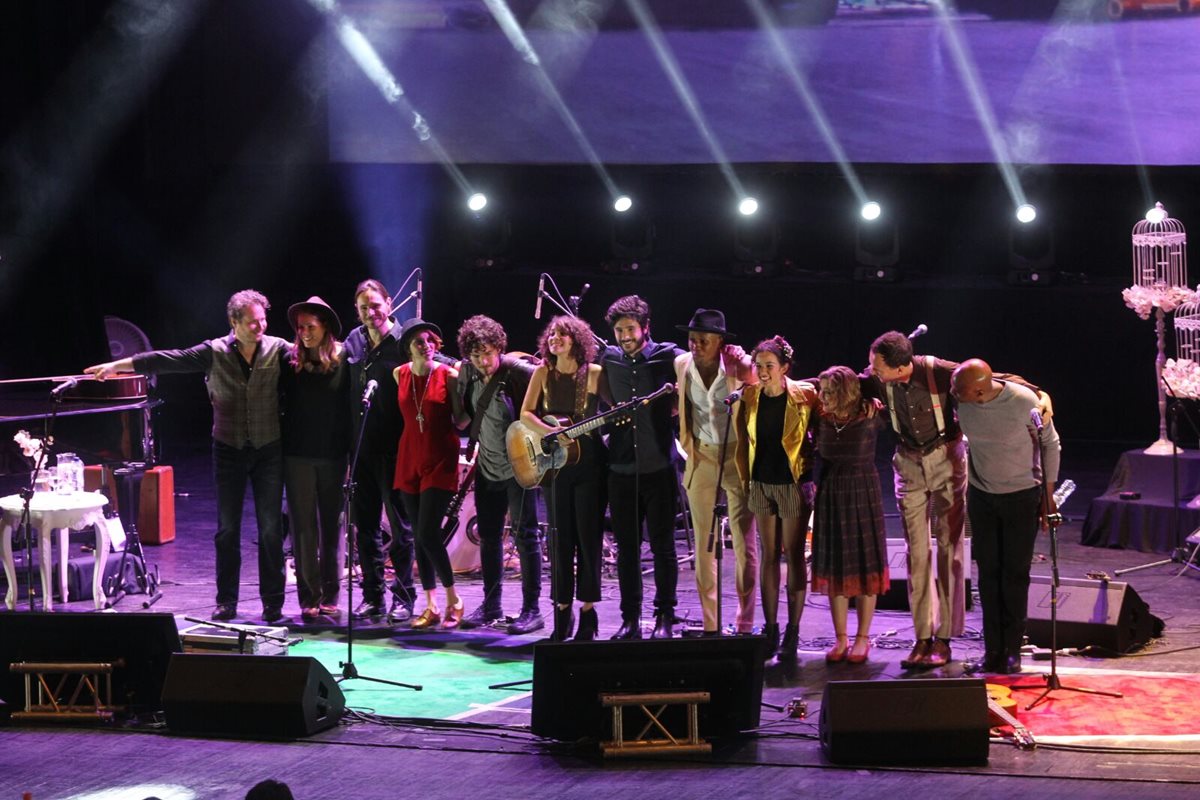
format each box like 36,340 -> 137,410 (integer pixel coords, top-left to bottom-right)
1026,576 -> 1161,653
819,679 -> 990,766
138,466 -> 175,544
162,654 -> 345,738
877,536 -> 973,611
531,637 -> 765,742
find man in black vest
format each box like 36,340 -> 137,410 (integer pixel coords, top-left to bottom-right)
87,289 -> 289,622
455,315 -> 544,634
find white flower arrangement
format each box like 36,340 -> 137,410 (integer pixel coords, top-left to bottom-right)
1163,358 -> 1200,400
13,430 -> 46,465
1123,284 -> 1199,320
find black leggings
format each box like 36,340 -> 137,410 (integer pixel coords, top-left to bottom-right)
397,488 -> 455,591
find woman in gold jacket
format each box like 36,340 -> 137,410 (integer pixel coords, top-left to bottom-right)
735,335 -> 817,661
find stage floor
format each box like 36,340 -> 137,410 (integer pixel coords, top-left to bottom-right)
3,440 -> 1200,799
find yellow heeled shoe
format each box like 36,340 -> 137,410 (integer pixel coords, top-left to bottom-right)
411,607 -> 442,629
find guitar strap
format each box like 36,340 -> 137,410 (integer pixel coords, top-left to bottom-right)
573,364 -> 588,422
465,360 -> 511,460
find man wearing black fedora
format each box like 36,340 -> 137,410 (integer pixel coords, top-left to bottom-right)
674,309 -> 758,636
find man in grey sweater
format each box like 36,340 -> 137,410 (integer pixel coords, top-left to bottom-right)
952,359 -> 1061,675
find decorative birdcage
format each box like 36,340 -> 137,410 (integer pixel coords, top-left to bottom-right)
1124,204 -> 1195,454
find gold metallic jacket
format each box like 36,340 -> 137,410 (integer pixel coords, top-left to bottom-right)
735,377 -> 817,486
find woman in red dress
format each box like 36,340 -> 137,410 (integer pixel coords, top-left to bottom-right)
392,319 -> 466,629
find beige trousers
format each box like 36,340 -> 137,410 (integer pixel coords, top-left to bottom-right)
892,438 -> 967,639
687,441 -> 758,632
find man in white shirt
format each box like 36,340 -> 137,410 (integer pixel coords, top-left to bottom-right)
674,309 -> 757,635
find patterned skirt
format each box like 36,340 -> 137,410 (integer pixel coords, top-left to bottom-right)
810,461 -> 890,598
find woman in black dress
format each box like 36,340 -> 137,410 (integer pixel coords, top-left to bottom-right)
810,365 -> 889,664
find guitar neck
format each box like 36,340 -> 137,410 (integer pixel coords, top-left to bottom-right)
559,384 -> 670,440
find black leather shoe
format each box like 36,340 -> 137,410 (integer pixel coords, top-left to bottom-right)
574,608 -> 599,641
386,599 -> 413,625
611,618 -> 642,640
508,607 -> 545,635
779,624 -> 799,660
651,613 -> 673,640
459,604 -> 503,630
212,604 -> 237,622
261,606 -> 284,624
550,605 -> 575,642
353,600 -> 384,622
1000,654 -> 1023,675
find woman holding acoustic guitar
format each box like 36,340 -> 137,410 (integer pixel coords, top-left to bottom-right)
519,315 -> 605,642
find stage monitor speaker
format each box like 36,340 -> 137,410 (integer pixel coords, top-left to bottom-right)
1026,575 -> 1162,653
877,536 -> 973,611
531,636 -> 765,742
0,612 -> 181,713
819,678 -> 990,766
162,653 -> 345,738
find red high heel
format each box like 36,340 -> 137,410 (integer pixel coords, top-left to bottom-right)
847,635 -> 871,664
825,637 -> 849,663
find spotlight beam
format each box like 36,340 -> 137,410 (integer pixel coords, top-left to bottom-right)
929,1 -> 1027,209
744,0 -> 868,206
482,0 -> 620,200
310,0 -> 472,196
625,0 -> 746,200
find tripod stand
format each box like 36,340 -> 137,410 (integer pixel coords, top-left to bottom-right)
103,465 -> 163,608
1012,459 -> 1121,710
339,386 -> 420,691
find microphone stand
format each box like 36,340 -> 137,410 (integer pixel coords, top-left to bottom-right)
1011,429 -> 1121,710
536,272 -> 609,349
705,397 -> 736,635
339,388 -> 421,691
16,389 -> 68,610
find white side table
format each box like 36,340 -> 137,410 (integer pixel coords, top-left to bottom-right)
1,491 -> 111,611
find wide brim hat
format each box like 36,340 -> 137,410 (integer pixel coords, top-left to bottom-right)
676,308 -> 735,340
287,296 -> 341,339
398,317 -> 443,352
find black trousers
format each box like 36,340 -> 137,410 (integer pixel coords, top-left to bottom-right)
474,472 -> 542,613
213,440 -> 285,609
968,484 -> 1042,661
350,452 -> 415,607
399,488 -> 456,591
546,453 -> 604,606
608,466 -> 679,621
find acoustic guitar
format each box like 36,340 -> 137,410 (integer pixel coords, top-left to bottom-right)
506,382 -> 673,489
986,683 -> 1036,750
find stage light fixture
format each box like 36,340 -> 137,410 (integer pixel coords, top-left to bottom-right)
1016,203 -> 1037,224
467,192 -> 488,212
738,197 -> 759,217
1007,210 -> 1055,286
604,204 -> 655,274
614,195 -> 633,213
1146,204 -> 1168,224
861,201 -> 882,221
854,208 -> 899,282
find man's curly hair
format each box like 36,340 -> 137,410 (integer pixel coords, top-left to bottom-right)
457,314 -> 507,357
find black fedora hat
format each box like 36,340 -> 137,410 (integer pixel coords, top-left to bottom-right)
287,296 -> 341,339
676,308 -> 735,340
398,318 -> 443,352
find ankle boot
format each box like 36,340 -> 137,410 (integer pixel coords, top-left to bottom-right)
574,607 -> 598,641
763,623 -> 781,660
779,623 -> 799,660
550,605 -> 575,642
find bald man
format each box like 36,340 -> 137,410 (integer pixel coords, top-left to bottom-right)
952,359 -> 1060,675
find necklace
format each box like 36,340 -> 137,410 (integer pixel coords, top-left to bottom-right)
412,365 -> 434,433
830,414 -> 853,435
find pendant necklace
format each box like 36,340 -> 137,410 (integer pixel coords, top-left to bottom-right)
413,365 -> 433,433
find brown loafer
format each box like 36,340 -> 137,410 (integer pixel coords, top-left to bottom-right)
901,638 -> 932,669
411,607 -> 442,629
441,602 -> 465,630
926,638 -> 952,668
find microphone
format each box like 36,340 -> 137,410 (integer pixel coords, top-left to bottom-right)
1030,408 -> 1044,432
415,269 -> 423,320
51,378 -> 79,397
579,282 -> 590,300
723,389 -> 743,407
534,275 -> 545,320
362,379 -> 379,406
907,323 -> 928,340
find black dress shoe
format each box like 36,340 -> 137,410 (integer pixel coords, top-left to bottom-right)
651,613 -> 673,640
212,604 -> 237,622
762,623 -> 780,660
1000,654 -> 1023,675
574,607 -> 599,641
353,600 -> 384,622
507,607 -> 545,635
459,604 -> 503,630
611,618 -> 642,640
779,624 -> 799,660
261,606 -> 284,624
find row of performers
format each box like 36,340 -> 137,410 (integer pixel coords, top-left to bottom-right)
86,283 -> 1058,675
